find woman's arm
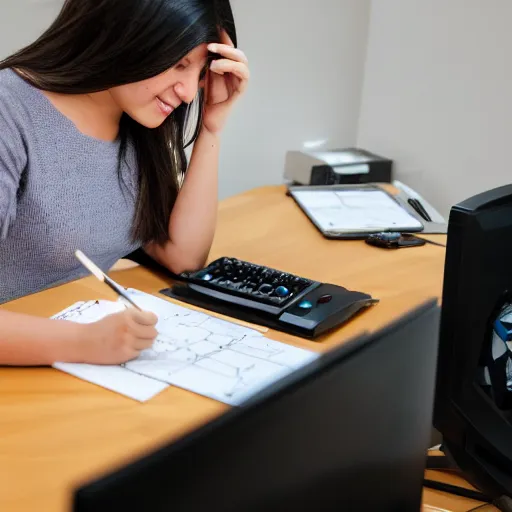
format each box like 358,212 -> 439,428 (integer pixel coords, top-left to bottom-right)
144,128 -> 219,275
0,310 -> 86,365
145,32 -> 249,275
0,308 -> 157,366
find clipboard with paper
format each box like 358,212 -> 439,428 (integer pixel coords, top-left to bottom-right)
288,184 -> 425,239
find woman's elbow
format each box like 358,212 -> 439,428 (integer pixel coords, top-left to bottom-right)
145,242 -> 208,276
166,253 -> 207,276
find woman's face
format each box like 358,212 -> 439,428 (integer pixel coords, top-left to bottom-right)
109,44 -> 209,128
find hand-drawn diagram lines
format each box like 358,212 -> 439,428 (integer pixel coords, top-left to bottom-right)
52,300 -> 122,323
52,292 -> 318,405
122,310 -> 304,404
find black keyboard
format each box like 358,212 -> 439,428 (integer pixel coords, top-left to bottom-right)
162,256 -> 377,338
181,257 -> 317,307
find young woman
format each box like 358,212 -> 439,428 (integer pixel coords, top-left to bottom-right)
0,0 -> 249,366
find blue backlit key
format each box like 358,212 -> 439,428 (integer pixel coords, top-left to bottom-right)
275,286 -> 290,297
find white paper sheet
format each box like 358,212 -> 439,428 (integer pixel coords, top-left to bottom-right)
293,189 -> 423,232
52,290 -> 319,405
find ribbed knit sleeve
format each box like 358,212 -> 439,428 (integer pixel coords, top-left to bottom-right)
0,91 -> 27,240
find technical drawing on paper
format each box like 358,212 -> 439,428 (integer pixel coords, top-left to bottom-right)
52,289 -> 319,404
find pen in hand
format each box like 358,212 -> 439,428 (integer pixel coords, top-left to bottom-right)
74,250 -> 142,311
70,250 -> 159,365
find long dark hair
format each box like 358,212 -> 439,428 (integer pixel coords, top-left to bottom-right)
0,0 -> 237,245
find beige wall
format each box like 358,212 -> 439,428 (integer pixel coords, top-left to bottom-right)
357,0 -> 512,217
221,0 -> 371,198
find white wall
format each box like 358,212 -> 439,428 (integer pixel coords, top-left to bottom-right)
357,0 -> 512,218
0,0 -> 63,59
221,0 -> 371,198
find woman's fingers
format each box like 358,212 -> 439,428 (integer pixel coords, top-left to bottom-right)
128,309 -> 158,327
133,336 -> 156,351
208,43 -> 248,65
210,59 -> 249,86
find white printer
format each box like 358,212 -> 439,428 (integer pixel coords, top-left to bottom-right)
284,147 -> 393,186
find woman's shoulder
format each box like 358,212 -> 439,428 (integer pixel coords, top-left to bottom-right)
0,69 -> 39,169
0,68 -> 28,101
0,69 -> 31,120
0,69 -> 41,141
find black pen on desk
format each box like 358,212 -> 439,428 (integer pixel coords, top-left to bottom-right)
74,250 -> 142,311
408,198 -> 432,222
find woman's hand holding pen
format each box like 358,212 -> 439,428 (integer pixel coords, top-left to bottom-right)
202,30 -> 250,135
77,309 -> 158,365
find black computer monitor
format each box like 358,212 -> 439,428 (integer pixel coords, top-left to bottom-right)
434,184 -> 512,502
74,299 -> 440,512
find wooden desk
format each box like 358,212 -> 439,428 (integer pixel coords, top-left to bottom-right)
0,185 -> 467,511
423,456 -> 496,512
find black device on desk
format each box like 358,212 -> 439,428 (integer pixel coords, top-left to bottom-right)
160,257 -> 377,339
366,232 -> 426,249
73,299 -> 440,512
430,184 -> 512,506
365,232 -> 446,249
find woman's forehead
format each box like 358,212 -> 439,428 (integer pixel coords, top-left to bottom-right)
182,43 -> 210,63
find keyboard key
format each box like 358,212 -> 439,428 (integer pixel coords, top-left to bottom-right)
275,286 -> 290,297
181,257 -> 316,307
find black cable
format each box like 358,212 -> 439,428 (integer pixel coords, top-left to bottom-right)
468,504 -> 493,511
414,235 -> 446,247
423,478 -> 492,503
